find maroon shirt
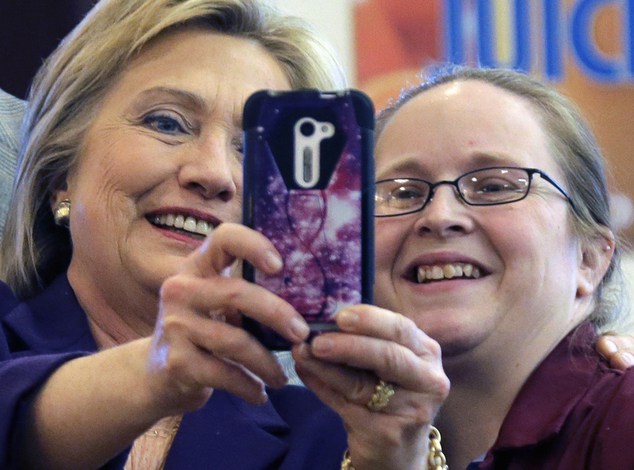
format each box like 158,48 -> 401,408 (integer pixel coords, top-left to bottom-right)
475,322 -> 634,469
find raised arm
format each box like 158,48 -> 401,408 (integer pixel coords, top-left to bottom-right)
13,223 -> 309,469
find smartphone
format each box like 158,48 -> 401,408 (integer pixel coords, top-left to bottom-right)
242,89 -> 375,350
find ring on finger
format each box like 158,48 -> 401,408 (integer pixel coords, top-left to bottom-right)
366,380 -> 396,411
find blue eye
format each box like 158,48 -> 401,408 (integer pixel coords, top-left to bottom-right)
143,113 -> 186,134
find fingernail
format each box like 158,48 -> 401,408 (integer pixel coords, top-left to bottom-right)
311,336 -> 333,355
264,251 -> 283,272
338,310 -> 359,328
603,339 -> 619,356
290,317 -> 310,341
295,342 -> 311,358
622,352 -> 634,368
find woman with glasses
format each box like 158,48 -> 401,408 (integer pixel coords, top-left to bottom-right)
1,11 -> 632,465
269,65 -> 634,469
355,65 -> 634,469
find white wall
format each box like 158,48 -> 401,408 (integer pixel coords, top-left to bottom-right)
264,0 -> 356,84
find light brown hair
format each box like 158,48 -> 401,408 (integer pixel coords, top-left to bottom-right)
376,64 -> 628,332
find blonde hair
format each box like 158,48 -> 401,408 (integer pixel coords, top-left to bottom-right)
377,64 -> 629,332
0,0 -> 346,298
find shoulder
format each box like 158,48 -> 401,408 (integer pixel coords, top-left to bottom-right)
0,280 -> 20,322
0,88 -> 25,152
0,88 -> 25,232
0,275 -> 96,355
592,365 -> 634,415
567,365 -> 634,465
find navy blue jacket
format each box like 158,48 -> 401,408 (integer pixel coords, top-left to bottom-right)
0,275 -> 347,469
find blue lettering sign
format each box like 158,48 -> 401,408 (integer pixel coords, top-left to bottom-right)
444,0 -> 634,82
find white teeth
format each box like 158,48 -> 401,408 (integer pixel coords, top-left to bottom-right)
196,220 -> 210,235
183,216 -> 197,232
174,215 -> 185,229
416,263 -> 482,283
463,264 -> 473,277
151,213 -> 213,236
432,266 -> 443,280
443,264 -> 456,279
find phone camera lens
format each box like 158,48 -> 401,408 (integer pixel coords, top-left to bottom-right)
300,121 -> 315,136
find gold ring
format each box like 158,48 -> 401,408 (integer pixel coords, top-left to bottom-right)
366,380 -> 396,411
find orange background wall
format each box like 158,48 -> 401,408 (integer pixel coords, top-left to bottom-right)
354,0 -> 634,243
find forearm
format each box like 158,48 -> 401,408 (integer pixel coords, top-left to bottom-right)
17,339 -> 164,470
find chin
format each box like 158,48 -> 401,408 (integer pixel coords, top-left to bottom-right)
436,337 -> 481,358
415,318 -> 484,356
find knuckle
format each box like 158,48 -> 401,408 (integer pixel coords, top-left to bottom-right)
392,313 -> 418,345
209,327 -> 249,356
160,314 -> 189,336
159,344 -> 189,377
433,373 -> 451,400
160,275 -> 192,303
426,337 -> 443,358
267,296 -> 292,324
209,222 -> 231,241
216,277 -> 243,303
349,376 -> 374,403
383,343 -> 412,374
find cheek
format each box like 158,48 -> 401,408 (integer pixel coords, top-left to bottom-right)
77,138 -> 176,200
375,220 -> 402,270
490,208 -> 574,279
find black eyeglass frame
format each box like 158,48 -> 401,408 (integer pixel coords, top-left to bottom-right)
374,166 -> 578,218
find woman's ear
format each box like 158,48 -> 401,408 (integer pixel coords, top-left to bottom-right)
576,233 -> 615,298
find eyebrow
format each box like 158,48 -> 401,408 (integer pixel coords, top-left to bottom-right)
127,86 -> 246,129
128,86 -> 209,115
377,152 -> 518,178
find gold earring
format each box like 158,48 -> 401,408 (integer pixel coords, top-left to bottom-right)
53,199 -> 71,227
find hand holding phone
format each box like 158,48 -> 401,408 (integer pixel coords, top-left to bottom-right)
242,89 -> 375,350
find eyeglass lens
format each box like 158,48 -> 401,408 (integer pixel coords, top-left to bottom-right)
375,167 -> 532,216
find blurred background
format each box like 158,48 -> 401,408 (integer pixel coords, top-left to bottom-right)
2,0 -> 634,313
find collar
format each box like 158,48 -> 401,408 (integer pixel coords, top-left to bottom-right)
1,274 -> 98,353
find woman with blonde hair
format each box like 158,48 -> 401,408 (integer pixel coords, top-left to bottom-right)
0,1 -> 442,468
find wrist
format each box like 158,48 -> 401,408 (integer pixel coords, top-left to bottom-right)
340,425 -> 448,470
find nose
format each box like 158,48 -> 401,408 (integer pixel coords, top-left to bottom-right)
178,132 -> 238,201
413,184 -> 473,237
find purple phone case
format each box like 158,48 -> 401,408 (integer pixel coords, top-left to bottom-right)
242,89 -> 374,349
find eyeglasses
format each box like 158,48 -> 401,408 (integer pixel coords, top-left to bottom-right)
375,166 -> 577,217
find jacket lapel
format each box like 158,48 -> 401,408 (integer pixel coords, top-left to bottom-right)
1,275 -> 97,353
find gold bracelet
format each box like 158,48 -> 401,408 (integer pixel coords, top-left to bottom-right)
340,425 -> 448,469
428,425 -> 448,470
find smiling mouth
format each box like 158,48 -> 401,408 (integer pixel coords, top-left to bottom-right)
415,263 -> 482,284
149,213 -> 214,239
